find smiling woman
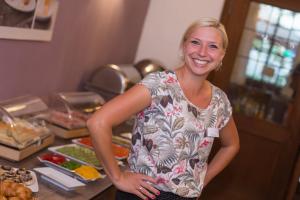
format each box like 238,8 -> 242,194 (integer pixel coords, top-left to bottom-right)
87,17 -> 239,200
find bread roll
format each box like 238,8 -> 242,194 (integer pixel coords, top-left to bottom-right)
0,181 -> 32,200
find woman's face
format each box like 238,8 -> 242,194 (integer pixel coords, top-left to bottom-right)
182,26 -> 225,76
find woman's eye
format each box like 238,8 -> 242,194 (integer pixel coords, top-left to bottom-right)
209,44 -> 219,49
191,40 -> 200,45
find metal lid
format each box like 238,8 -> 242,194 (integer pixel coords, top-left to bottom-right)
86,64 -> 129,95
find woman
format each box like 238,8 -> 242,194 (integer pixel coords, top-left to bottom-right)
87,17 -> 240,200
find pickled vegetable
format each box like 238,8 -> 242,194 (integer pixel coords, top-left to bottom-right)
78,137 -> 93,147
112,143 -> 129,158
60,160 -> 81,170
74,165 -> 101,180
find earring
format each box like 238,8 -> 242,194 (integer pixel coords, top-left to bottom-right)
215,61 -> 222,72
215,61 -> 222,71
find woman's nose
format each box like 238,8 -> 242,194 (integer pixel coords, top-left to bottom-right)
198,45 -> 208,56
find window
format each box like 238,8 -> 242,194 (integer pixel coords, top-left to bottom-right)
244,3 -> 300,87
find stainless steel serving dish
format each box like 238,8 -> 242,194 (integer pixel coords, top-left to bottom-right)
85,64 -> 133,101
134,59 -> 165,78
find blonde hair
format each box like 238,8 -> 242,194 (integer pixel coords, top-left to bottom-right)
181,17 -> 228,50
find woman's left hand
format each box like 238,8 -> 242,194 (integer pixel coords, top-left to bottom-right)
113,170 -> 160,200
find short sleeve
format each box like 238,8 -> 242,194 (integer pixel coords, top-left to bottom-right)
138,72 -> 161,98
218,90 -> 233,129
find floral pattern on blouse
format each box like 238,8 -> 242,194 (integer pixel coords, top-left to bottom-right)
127,71 -> 232,198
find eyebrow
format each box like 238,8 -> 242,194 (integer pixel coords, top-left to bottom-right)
190,38 -> 221,45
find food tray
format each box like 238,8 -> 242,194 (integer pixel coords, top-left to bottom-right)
112,135 -> 131,148
34,167 -> 85,191
72,137 -> 129,160
37,154 -> 104,182
120,132 -> 132,140
48,144 -> 102,170
0,133 -> 54,161
46,123 -> 89,139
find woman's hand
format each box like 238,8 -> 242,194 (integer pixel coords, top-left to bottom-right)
113,171 -> 160,200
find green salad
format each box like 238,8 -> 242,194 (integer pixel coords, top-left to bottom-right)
57,146 -> 101,167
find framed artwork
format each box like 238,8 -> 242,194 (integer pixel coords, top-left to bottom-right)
0,0 -> 59,42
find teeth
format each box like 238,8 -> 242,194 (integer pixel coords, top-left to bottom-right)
194,59 -> 208,65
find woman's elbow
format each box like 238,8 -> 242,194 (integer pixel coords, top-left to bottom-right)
86,117 -> 95,132
87,114 -> 103,136
233,139 -> 240,155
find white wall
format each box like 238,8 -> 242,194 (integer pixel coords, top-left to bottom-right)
135,0 -> 225,69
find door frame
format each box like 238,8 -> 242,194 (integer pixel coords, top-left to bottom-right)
211,0 -> 300,91
209,1 -> 300,199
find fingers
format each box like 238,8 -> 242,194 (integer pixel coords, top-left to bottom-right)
134,175 -> 160,199
141,174 -> 157,184
116,171 -> 160,200
139,182 -> 159,199
135,188 -> 148,200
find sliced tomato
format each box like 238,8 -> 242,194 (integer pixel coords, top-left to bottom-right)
51,154 -> 66,164
41,153 -> 66,164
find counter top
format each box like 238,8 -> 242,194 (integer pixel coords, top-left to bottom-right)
0,121 -> 133,199
0,137 -> 112,200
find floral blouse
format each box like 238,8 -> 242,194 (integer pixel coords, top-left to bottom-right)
127,71 -> 232,198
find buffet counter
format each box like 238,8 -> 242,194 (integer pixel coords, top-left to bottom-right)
0,136 -> 113,200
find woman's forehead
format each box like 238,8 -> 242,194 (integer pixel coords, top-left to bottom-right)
188,26 -> 223,44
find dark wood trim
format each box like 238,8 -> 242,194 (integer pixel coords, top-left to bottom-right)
205,0 -> 300,199
212,0 -> 251,90
234,114 -> 290,142
212,0 -> 300,90
255,0 -> 300,12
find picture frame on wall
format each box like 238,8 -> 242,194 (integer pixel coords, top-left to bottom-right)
0,0 -> 59,42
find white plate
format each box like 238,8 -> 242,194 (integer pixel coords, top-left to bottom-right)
28,170 -> 39,192
35,0 -> 58,21
37,156 -> 104,182
34,167 -> 85,191
4,0 -> 36,12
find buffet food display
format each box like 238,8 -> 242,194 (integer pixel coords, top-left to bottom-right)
33,167 -> 86,191
0,165 -> 38,200
72,137 -> 130,160
38,152 -> 103,182
48,144 -> 102,169
0,96 -> 54,161
0,93 -> 128,197
42,92 -> 105,139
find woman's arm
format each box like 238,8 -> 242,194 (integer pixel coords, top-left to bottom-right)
203,117 -> 240,186
87,84 -> 159,199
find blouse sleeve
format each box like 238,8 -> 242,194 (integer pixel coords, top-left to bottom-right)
218,90 -> 233,129
137,72 -> 161,98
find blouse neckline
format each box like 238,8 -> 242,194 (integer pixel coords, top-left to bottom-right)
169,70 -> 214,110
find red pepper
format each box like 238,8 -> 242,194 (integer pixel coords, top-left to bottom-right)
41,153 -> 66,164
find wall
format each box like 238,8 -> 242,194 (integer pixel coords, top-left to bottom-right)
0,0 -> 149,101
135,0 -> 225,69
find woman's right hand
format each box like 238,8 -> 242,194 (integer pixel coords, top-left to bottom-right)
113,171 -> 160,200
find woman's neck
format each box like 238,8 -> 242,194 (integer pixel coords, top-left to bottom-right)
175,66 -> 208,96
